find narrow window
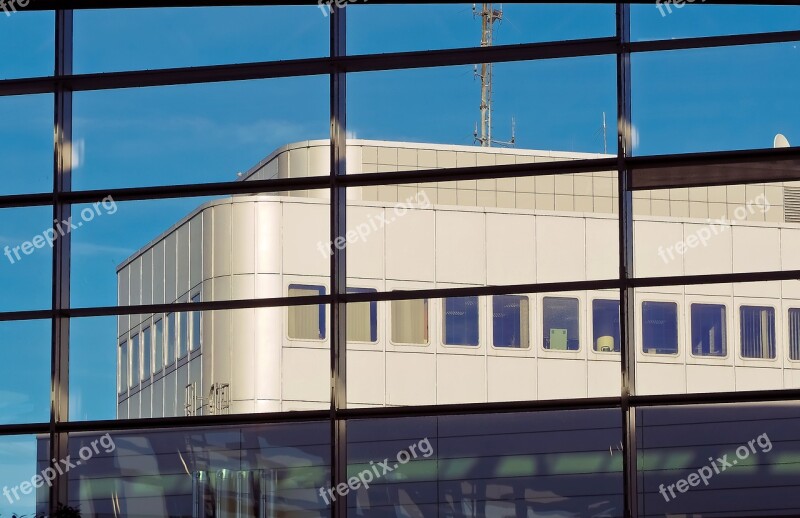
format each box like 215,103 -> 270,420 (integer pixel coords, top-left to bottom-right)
493,295 -> 529,348
154,319 -> 164,373
443,297 -> 480,346
179,312 -> 189,358
740,306 -> 776,359
119,341 -> 128,393
391,298 -> 429,345
347,288 -> 378,343
790,309 -> 800,361
642,301 -> 678,355
131,333 -> 140,387
691,304 -> 727,357
543,297 -> 580,351
191,294 -> 202,351
288,285 -> 327,340
593,299 -> 620,352
166,313 -> 176,366
142,327 -> 152,380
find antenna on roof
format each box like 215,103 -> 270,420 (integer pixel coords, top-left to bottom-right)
472,3 -> 516,148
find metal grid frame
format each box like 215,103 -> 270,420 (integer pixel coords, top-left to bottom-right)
1,2 -> 800,517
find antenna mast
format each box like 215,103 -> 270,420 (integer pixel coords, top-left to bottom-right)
473,3 -> 515,148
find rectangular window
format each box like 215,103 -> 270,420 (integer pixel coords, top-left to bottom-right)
166,313 -> 176,366
593,299 -> 620,353
691,304 -> 727,357
191,294 -> 202,351
493,295 -> 529,348
642,301 -> 679,355
543,297 -> 580,351
391,298 -> 429,345
287,285 -> 327,340
443,297 -> 480,346
740,306 -> 776,359
131,333 -> 140,387
179,312 -> 189,358
142,327 -> 152,380
790,309 -> 800,361
347,288 -> 378,343
154,319 -> 164,373
119,341 -> 128,393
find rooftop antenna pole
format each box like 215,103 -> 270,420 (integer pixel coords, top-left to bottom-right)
603,112 -> 608,154
473,3 -> 503,148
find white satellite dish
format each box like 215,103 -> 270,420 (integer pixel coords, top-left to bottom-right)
774,134 -> 791,148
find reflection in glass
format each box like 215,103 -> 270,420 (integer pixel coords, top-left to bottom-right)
443,296 -> 479,346
642,301 -> 678,355
593,299 -> 620,352
690,303 -> 727,357
543,297 -> 580,350
493,295 -> 530,348
740,306 -> 776,359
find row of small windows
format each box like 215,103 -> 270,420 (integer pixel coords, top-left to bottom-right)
119,294 -> 201,392
288,285 -> 800,362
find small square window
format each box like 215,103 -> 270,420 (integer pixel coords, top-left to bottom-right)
543,297 -> 579,351
391,298 -> 429,345
593,299 -> 620,353
642,301 -> 678,355
443,297 -> 479,346
288,284 -> 327,340
347,288 -> 378,343
493,295 -> 529,348
691,304 -> 727,357
740,306 -> 775,359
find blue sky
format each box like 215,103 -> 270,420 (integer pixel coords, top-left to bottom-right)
0,4 -> 799,515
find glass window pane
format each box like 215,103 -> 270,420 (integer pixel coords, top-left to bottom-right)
493,295 -> 529,348
154,318 -> 164,374
191,294 -> 202,351
288,285 -> 327,341
0,12 -> 54,79
118,341 -> 128,394
593,299 -> 620,353
0,435 -> 48,518
0,320 -> 51,425
543,297 -> 580,351
0,94 -> 53,196
179,311 -> 189,358
142,326 -> 152,382
740,306 -> 776,359
75,6 -> 328,73
391,299 -> 430,345
642,301 -> 678,355
790,308 -> 800,362
690,303 -> 727,357
131,333 -> 140,387
167,313 -> 176,366
347,288 -> 378,343
443,296 -> 480,346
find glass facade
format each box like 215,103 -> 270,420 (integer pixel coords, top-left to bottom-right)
2,3 -> 800,517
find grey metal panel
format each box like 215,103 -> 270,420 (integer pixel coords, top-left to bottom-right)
213,203 -> 232,278
202,208 -> 214,282
188,357 -> 202,415
211,290 -> 232,386
164,370 -> 177,417
152,240 -> 166,306
190,213 -> 203,291
129,392 -> 140,420
232,202 -> 256,275
140,385 -> 151,419
117,267 -> 129,338
177,222 -> 190,299
130,259 -> 142,328
230,305 -> 255,403
165,232 -> 178,304
177,364 -> 189,417
141,249 -> 153,306
152,379 -> 163,418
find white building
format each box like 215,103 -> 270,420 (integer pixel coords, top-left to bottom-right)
115,140 -> 800,419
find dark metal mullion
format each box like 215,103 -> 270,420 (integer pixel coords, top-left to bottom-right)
50,8 -> 73,516
617,3 -> 638,518
330,6 -> 348,518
